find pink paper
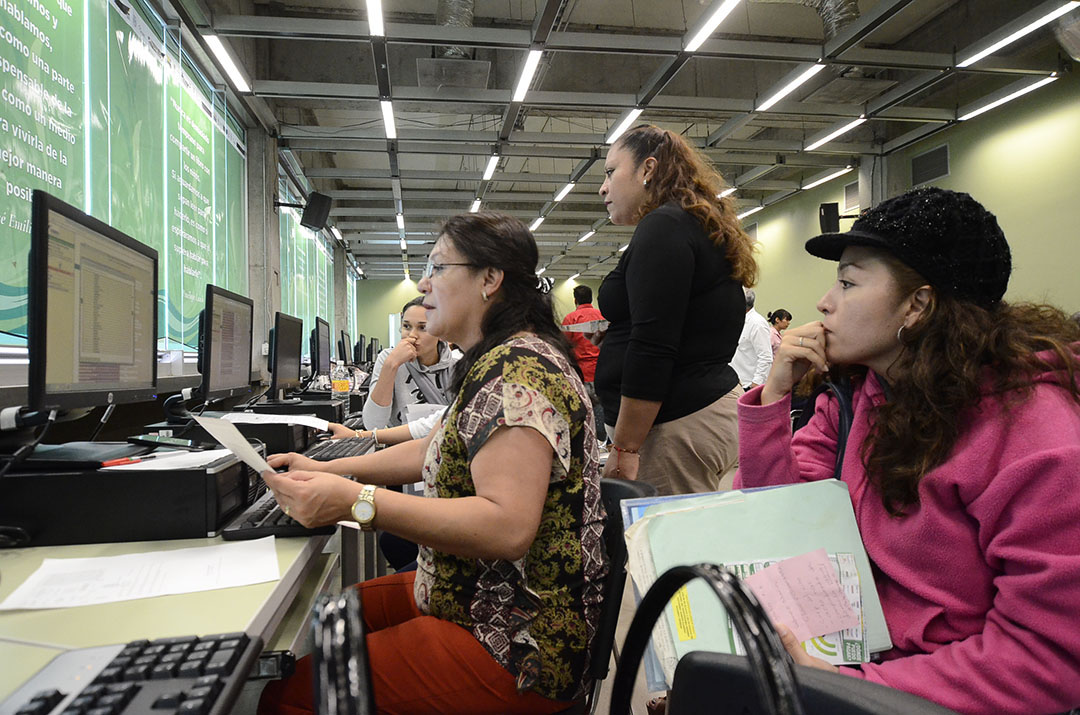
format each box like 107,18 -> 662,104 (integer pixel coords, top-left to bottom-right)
743,548 -> 859,642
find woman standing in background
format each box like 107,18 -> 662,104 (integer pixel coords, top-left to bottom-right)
768,308 -> 792,356
594,124 -> 757,495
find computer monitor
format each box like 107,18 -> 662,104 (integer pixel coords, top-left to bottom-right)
338,330 -> 352,366
353,333 -> 366,365
310,317 -> 331,377
367,337 -> 381,364
197,284 -> 254,402
28,190 -> 158,411
267,311 -> 303,400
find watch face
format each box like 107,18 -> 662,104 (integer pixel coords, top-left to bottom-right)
353,500 -> 375,523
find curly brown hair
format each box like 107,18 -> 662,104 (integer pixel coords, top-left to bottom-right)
615,125 -> 758,287
860,251 -> 1080,515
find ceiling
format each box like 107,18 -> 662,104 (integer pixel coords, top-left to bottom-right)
175,0 -> 1076,279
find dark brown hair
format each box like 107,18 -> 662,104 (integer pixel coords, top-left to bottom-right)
859,250 -> 1080,515
615,124 -> 758,287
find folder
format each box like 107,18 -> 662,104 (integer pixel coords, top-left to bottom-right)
621,480 -> 891,689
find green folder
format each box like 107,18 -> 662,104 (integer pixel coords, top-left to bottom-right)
639,480 -> 891,668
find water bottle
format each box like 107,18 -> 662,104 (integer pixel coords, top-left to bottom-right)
331,362 -> 350,401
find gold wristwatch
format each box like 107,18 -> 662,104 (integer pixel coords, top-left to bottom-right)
351,484 -> 378,531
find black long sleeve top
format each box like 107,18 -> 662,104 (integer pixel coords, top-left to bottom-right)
595,202 -> 744,425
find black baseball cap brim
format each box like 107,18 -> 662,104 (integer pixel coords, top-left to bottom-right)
805,229 -> 894,261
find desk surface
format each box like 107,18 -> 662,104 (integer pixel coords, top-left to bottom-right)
0,534 -> 330,701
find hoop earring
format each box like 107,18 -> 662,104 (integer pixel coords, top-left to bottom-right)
897,325 -> 905,343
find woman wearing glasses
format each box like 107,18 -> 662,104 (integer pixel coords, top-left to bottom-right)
259,213 -> 606,714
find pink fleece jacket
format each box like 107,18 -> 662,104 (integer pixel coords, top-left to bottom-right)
734,370 -> 1080,714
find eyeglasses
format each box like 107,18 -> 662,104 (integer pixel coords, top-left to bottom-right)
423,258 -> 477,279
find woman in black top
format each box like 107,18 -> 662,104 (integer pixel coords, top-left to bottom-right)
595,124 -> 758,494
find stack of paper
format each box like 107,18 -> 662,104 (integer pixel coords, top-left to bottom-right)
621,480 -> 890,690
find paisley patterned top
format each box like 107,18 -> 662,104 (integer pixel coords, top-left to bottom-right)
413,334 -> 608,703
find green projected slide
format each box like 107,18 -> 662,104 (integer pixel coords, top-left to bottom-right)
0,0 -> 246,348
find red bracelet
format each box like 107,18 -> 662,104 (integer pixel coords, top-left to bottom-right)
611,445 -> 639,478
611,445 -> 639,454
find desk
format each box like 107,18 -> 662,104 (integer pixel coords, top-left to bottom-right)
0,533 -> 330,701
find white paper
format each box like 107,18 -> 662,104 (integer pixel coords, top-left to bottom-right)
404,403 -> 445,424
193,416 -> 274,474
561,320 -> 609,333
101,448 -> 234,471
222,412 -> 330,432
0,537 -> 280,610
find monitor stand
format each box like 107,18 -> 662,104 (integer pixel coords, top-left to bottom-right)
261,388 -> 301,405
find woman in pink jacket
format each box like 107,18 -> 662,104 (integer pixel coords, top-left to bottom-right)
735,187 -> 1080,714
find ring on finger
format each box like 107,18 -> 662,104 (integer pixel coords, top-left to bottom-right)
799,337 -> 804,347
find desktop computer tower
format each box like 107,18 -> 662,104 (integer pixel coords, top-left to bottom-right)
0,455 -> 264,547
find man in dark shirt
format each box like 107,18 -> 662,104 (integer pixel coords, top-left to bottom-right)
562,285 -> 606,438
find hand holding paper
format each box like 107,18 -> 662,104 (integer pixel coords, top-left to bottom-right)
193,416 -> 274,475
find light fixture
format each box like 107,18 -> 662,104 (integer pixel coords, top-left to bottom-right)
537,267 -> 546,275
366,0 -> 384,36
204,35 -> 250,93
802,166 -> 855,190
718,187 -> 736,198
619,243 -> 629,252
737,205 -> 764,220
399,238 -> 407,251
529,216 -> 545,231
804,115 -> 866,152
554,182 -> 575,202
578,230 -> 595,243
470,198 -> 481,213
756,62 -> 826,112
958,74 -> 1058,121
958,2 -> 1079,68
396,213 -> 405,230
512,49 -> 543,102
482,155 -> 499,181
684,0 -> 742,52
380,100 -> 396,139
330,226 -> 343,242
569,272 -> 580,280
606,108 -> 644,144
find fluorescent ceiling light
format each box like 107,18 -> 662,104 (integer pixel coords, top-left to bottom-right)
756,62 -> 826,112
684,0 -> 742,52
958,75 -> 1058,121
529,216 -> 545,231
482,155 -> 499,181
512,50 -> 543,102
330,226 -> 343,242
606,108 -> 644,144
380,100 -> 396,139
805,116 -> 866,152
366,0 -> 384,36
958,2 -> 1079,68
803,166 -> 854,190
470,198 -> 481,213
619,243 -> 629,252
554,182 -> 575,202
396,213 -> 405,230
537,267 -> 546,275
737,205 -> 764,220
578,230 -> 595,243
569,273 -> 580,280
204,35 -> 250,93
399,238 -> 407,251
718,187 -> 736,198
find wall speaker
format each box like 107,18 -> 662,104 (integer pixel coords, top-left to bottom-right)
300,192 -> 332,231
819,202 -> 840,234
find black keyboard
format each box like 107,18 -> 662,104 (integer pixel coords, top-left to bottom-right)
342,416 -> 363,430
220,490 -> 335,541
0,633 -> 262,715
304,436 -> 374,461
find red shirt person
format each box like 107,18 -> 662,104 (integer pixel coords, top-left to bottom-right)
561,285 -> 605,382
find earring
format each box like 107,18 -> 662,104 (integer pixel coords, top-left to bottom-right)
481,290 -> 488,303
897,325 -> 905,343
643,178 -> 649,187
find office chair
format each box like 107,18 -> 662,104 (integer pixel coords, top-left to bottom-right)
609,564 -> 956,715
558,477 -> 658,714
311,589 -> 376,715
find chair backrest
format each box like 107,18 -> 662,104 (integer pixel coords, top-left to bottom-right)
311,589 -> 376,715
590,478 -> 658,682
668,651 -> 957,715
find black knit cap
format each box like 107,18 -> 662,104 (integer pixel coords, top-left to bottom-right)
805,187 -> 1012,307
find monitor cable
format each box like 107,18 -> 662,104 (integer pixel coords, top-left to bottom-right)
0,409 -> 58,479
87,404 -> 116,442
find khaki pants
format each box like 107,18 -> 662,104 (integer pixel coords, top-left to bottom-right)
607,388 -> 741,496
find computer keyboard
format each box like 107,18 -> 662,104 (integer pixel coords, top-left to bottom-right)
342,415 -> 364,430
304,436 -> 374,461
0,632 -> 262,715
220,490 -> 335,541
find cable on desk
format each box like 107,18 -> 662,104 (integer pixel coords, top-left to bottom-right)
0,409 -> 58,479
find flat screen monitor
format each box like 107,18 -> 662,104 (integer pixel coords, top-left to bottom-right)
268,312 -> 303,398
311,317 -> 331,377
28,190 -> 158,411
353,333 -> 366,365
338,330 -> 352,365
198,284 -> 254,402
367,337 -> 381,364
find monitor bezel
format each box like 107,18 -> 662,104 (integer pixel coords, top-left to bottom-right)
28,190 -> 159,412
268,311 -> 304,396
312,316 -> 331,377
199,283 -> 254,403
339,329 -> 352,366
